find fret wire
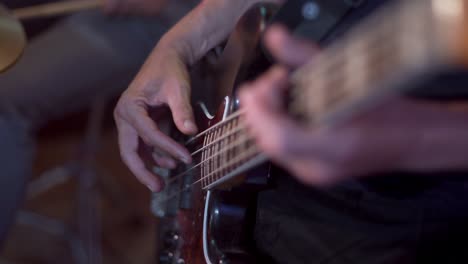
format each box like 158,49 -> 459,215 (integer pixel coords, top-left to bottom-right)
206,129 -> 215,188
219,125 -> 225,179
219,121 -> 227,177
237,118 -> 248,179
211,125 -> 221,183
221,120 -> 230,176
229,117 -> 239,182
227,118 -> 235,173
205,129 -> 212,186
218,124 -> 226,181
214,127 -> 221,181
207,132 -> 214,188
239,119 -> 249,172
201,129 -> 209,188
206,129 -> 214,187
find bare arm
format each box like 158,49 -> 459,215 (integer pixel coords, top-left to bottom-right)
157,0 -> 282,65
114,0 -> 281,191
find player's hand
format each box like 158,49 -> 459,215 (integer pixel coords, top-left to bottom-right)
114,44 -> 197,192
240,25 -> 468,186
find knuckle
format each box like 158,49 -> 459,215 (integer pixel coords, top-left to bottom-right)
113,105 -> 123,120
114,96 -> 135,119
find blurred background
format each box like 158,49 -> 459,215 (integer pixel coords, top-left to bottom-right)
1,112 -> 157,264
0,0 -> 161,263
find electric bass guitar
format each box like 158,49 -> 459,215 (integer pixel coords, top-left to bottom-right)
154,0 -> 468,263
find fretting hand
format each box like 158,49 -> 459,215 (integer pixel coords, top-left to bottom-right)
239,25 -> 468,186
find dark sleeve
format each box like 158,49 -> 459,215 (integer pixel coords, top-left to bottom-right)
407,69 -> 468,101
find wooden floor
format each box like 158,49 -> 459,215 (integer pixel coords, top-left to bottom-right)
0,118 -> 157,264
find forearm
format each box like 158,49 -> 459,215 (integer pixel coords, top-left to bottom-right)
402,103 -> 468,172
156,0 -> 280,65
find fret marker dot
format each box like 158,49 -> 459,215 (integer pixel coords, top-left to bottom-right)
302,2 -> 320,20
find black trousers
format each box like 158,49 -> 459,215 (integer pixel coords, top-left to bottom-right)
255,171 -> 468,264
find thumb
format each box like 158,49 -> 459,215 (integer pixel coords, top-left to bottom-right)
166,85 -> 198,135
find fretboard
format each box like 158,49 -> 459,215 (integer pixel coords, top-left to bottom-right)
200,0 -> 468,189
291,0 -> 468,124
198,112 -> 265,189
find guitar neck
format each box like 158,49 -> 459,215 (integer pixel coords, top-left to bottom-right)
291,0 -> 468,125
200,0 -> 468,189
196,112 -> 266,190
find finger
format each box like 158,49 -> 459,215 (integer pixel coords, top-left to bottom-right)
240,68 -> 323,160
248,66 -> 289,111
288,159 -> 344,187
152,149 -> 177,169
241,89 -> 296,159
264,24 -> 319,68
124,102 -> 192,164
166,81 -> 198,135
242,90 -> 343,185
115,118 -> 164,192
239,68 -> 294,156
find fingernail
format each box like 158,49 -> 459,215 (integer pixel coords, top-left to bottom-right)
184,120 -> 197,132
179,155 -> 191,164
146,185 -> 154,192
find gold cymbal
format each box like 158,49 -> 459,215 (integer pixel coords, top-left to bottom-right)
0,4 -> 26,73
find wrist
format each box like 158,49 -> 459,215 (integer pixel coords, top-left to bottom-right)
155,36 -> 194,65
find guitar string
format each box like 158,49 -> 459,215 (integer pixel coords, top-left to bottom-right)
185,110 -> 244,145
197,145 -> 260,184
189,124 -> 245,156
160,148 -> 263,203
165,131 -> 254,185
160,112 -> 246,186
201,125 -> 251,185
160,147 -> 260,203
